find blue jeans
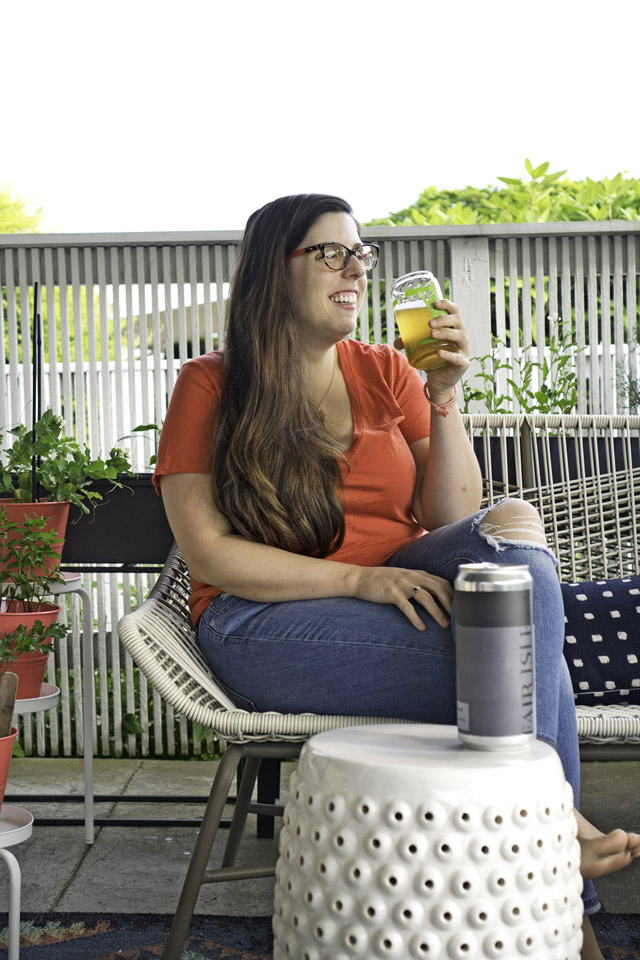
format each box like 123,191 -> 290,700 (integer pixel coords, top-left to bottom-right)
197,500 -> 599,913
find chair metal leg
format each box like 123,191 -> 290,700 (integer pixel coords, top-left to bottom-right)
257,757 -> 281,839
162,743 -> 245,960
163,740 -> 304,959
221,756 -> 261,868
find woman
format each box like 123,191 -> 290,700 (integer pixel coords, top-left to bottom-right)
154,193 -> 638,957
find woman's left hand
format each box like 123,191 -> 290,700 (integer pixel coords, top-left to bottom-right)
422,299 -> 470,396
394,299 -> 470,397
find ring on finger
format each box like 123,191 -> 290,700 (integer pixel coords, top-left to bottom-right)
411,586 -> 421,596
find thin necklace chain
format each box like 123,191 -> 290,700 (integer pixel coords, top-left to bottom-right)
317,346 -> 337,407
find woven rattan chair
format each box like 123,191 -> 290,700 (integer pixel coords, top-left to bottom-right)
464,412 -> 640,583
117,542 -> 407,959
464,412 -> 640,751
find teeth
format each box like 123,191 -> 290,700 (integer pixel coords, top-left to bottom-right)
330,293 -> 357,304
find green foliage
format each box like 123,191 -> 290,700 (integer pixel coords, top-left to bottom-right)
122,712 -> 144,736
94,668 -> 221,759
616,361 -> 640,414
0,619 -> 67,667
0,508 -> 64,605
19,652 -> 222,759
3,283 -> 118,367
462,323 -> 583,415
532,324 -> 583,413
1,181 -> 118,366
120,422 -> 161,468
367,160 -> 640,226
0,181 -> 45,233
462,337 -> 514,414
0,409 -> 133,513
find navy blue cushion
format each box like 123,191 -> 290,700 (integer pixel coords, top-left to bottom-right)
562,577 -> 640,704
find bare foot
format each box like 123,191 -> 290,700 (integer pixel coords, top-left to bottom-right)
575,809 -> 602,840
581,916 -> 604,960
573,814 -> 640,958
575,809 -> 640,878
579,827 -> 640,878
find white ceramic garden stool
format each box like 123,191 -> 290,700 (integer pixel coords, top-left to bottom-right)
273,724 -> 584,960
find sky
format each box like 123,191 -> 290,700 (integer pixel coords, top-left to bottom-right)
2,0 -> 639,235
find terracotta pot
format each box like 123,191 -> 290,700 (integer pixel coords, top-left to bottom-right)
4,650 -> 49,700
0,726 -> 18,811
0,600 -> 60,633
0,602 -> 60,699
0,500 -> 70,577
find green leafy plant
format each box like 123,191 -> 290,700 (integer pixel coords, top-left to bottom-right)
529,322 -> 582,414
0,409 -> 133,513
462,320 -> 583,415
0,509 -> 68,676
462,336 -> 514,414
0,508 -> 64,607
367,159 -> 640,227
122,712 -> 145,736
118,422 -> 161,469
615,361 -> 640,414
0,618 -> 67,668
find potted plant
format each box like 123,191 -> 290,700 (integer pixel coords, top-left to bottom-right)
0,508 -> 68,698
459,325 -> 621,490
0,620 -> 67,700
0,408 -> 133,565
61,421 -> 173,566
0,671 -> 19,810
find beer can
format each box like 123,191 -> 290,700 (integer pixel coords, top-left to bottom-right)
454,563 -> 535,750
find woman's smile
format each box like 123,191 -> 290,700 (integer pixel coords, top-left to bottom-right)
329,290 -> 359,306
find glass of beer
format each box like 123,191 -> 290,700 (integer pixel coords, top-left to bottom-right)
391,270 -> 458,371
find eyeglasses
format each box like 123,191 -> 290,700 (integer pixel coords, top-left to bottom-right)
287,241 -> 380,272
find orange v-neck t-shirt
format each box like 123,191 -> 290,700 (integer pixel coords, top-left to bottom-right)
154,339 -> 431,624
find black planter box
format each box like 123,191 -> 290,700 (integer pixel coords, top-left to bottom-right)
61,474 -> 173,566
473,433 -> 640,488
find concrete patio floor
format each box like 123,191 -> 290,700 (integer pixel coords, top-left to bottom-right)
0,756 -> 638,918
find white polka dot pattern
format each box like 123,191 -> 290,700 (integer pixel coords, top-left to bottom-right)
273,727 -> 583,960
562,577 -> 640,703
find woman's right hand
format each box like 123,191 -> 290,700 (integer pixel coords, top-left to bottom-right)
351,565 -> 453,632
162,474 -> 454,625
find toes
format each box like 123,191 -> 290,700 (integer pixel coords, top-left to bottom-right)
627,831 -> 640,852
580,830 -> 636,879
599,828 -> 631,857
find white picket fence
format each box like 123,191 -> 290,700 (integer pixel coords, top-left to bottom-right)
2,221 -> 640,756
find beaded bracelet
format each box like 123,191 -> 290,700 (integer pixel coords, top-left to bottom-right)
423,382 -> 458,418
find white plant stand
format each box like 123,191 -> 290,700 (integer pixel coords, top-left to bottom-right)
2,671 -> 63,956
48,572 -> 94,842
14,682 -> 60,716
0,805 -> 34,960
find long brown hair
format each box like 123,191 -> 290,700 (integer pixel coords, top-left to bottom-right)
212,194 -> 358,555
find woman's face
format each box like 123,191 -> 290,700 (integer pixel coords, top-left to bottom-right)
287,211 -> 367,354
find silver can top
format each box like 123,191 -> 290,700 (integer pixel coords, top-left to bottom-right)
455,562 -> 532,591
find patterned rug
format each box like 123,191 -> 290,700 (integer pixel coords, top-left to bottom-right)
0,911 -> 637,958
0,913 -> 273,959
